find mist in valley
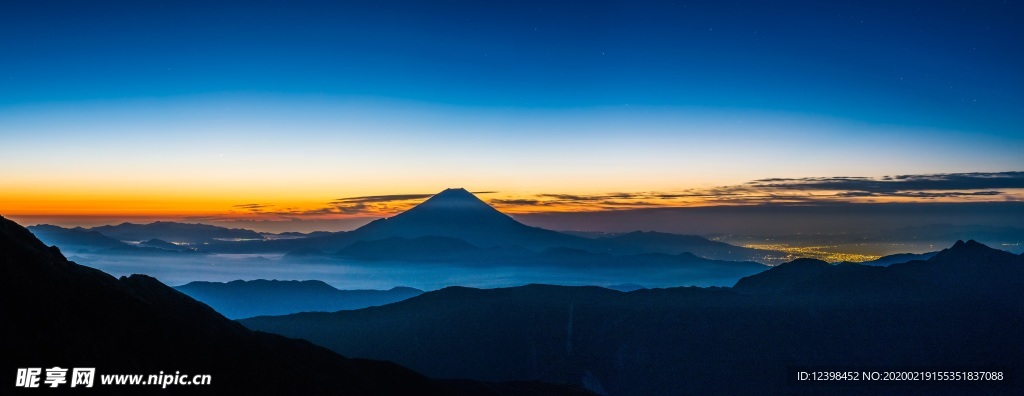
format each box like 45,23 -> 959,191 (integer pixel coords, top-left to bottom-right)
66,252 -> 748,291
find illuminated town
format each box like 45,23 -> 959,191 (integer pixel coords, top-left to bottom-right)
742,244 -> 882,264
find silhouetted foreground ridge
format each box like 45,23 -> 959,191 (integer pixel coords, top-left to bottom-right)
1,215 -> 593,395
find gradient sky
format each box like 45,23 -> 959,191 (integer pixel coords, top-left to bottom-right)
1,0 -> 1022,231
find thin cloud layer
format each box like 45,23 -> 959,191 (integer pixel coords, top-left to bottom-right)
749,171 -> 1024,193
331,194 -> 435,204
496,172 -> 1024,212
226,171 -> 1024,218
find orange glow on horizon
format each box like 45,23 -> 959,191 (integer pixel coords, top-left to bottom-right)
4,187 -> 1022,222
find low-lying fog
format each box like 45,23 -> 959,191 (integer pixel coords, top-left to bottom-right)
67,253 -> 753,291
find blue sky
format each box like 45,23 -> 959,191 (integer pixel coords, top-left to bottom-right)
3,1 -> 1022,127
1,0 -> 1023,228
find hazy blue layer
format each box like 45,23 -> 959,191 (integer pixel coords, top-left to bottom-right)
68,253 -> 751,291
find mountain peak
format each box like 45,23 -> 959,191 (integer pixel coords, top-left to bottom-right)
413,188 -> 492,210
926,239 -> 1018,265
388,188 -> 511,223
348,188 -> 587,249
943,239 -> 996,255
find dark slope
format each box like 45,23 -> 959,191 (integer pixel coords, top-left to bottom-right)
338,235 -> 483,261
175,279 -> 423,319
731,258 -> 833,293
244,241 -> 1024,395
244,285 -> 635,387
1,216 -> 592,395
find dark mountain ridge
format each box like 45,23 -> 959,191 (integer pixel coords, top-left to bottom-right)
244,240 -> 1024,395
888,239 -> 1024,298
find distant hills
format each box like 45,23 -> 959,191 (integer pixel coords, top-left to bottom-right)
90,221 -> 264,244
243,240 -> 1024,395
26,189 -> 792,283
175,280 -> 423,319
26,224 -> 198,256
27,224 -> 131,252
26,221 -> 269,253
